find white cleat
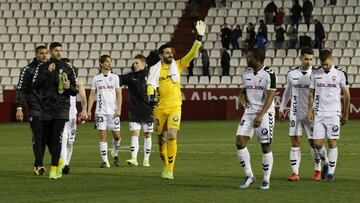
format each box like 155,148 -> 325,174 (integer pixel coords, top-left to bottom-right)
239,176 -> 256,189
100,162 -> 110,168
143,159 -> 150,167
126,158 -> 138,166
259,181 -> 270,190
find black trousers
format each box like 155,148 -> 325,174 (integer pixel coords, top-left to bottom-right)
29,116 -> 46,167
42,119 -> 67,166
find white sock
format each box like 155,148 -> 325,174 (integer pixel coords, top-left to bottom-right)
311,147 -> 321,171
66,144 -> 73,165
144,137 -> 152,160
321,146 -> 329,164
130,136 -> 139,160
60,134 -> 68,165
290,147 -> 301,175
112,138 -> 121,157
328,147 -> 338,174
99,142 -> 109,163
237,147 -> 253,178
263,152 -> 273,183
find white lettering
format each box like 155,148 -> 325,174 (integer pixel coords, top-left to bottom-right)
350,103 -> 360,113
191,92 -> 200,100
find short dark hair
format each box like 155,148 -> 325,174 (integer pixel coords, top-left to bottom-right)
158,43 -> 174,55
300,48 -> 314,56
99,55 -> 112,67
134,54 -> 146,64
49,42 -> 62,51
319,49 -> 332,62
250,48 -> 266,63
35,45 -> 47,53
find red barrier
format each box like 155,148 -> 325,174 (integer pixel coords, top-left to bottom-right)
2,88 -> 360,122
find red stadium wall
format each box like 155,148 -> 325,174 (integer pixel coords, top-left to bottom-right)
2,88 -> 360,123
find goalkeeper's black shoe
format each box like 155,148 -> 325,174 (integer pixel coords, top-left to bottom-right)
33,166 -> 46,176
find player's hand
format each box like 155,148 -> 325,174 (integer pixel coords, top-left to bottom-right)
239,96 -> 246,109
87,111 -> 92,120
114,110 -> 121,118
149,95 -> 158,108
195,20 -> 206,36
48,63 -> 56,72
341,113 -> 348,126
254,114 -> 263,128
63,78 -> 70,89
80,110 -> 88,120
279,111 -> 287,122
307,110 -> 314,123
16,109 -> 24,122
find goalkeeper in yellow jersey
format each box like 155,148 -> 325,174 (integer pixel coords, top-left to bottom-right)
147,21 -> 206,179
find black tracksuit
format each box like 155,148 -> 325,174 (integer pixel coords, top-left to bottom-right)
15,58 -> 45,167
119,68 -> 153,123
32,58 -> 78,166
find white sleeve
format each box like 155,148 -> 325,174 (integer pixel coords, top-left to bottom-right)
91,76 -> 96,90
279,74 -> 292,113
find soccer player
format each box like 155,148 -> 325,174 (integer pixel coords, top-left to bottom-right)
60,58 -> 88,174
32,42 -> 78,179
279,48 -> 328,181
147,20 -> 206,179
15,45 -> 49,175
307,49 -> 350,182
118,55 -> 154,167
236,48 -> 276,190
87,55 -> 122,168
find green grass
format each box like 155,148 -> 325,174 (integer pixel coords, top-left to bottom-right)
1,121 -> 360,202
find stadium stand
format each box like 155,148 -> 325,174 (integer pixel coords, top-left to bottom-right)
0,0 -> 360,99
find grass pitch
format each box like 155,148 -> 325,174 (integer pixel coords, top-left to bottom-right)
0,121 -> 359,202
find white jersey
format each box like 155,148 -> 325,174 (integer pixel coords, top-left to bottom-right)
69,95 -> 77,119
242,66 -> 277,114
91,72 -> 120,115
279,67 -> 312,119
310,65 -> 348,117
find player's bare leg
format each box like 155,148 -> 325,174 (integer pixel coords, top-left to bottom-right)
143,132 -> 152,167
99,130 -> 110,168
111,131 -> 121,167
288,136 -> 301,181
236,135 -> 256,189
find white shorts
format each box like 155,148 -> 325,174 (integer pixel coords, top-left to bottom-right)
95,114 -> 120,131
289,115 -> 313,139
129,121 -> 154,133
236,113 -> 275,144
313,115 -> 340,140
62,118 -> 77,144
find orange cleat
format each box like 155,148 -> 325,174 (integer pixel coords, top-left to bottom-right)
312,170 -> 321,181
288,173 -> 300,181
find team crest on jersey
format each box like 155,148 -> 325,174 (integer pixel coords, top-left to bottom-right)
109,77 -> 113,81
332,125 -> 339,132
290,120 -> 295,127
332,76 -> 336,82
240,119 -> 245,126
173,116 -> 179,122
261,128 -> 268,135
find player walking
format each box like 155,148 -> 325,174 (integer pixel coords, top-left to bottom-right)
307,49 -> 350,182
279,48 -> 328,181
236,48 -> 276,190
87,55 -> 122,168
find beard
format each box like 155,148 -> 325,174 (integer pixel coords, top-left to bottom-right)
163,57 -> 173,64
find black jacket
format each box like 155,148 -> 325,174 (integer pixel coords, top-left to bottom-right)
119,68 -> 153,122
15,58 -> 42,117
302,0 -> 313,17
315,22 -> 325,39
32,58 -> 78,120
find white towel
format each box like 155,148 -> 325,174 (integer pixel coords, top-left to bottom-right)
147,59 -> 179,88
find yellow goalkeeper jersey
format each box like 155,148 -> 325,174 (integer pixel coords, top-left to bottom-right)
156,41 -> 201,109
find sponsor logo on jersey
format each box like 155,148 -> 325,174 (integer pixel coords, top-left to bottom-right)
317,83 -> 336,88
98,85 -> 114,90
245,85 -> 265,90
293,84 -> 310,88
292,77 -> 299,80
261,128 -> 268,135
